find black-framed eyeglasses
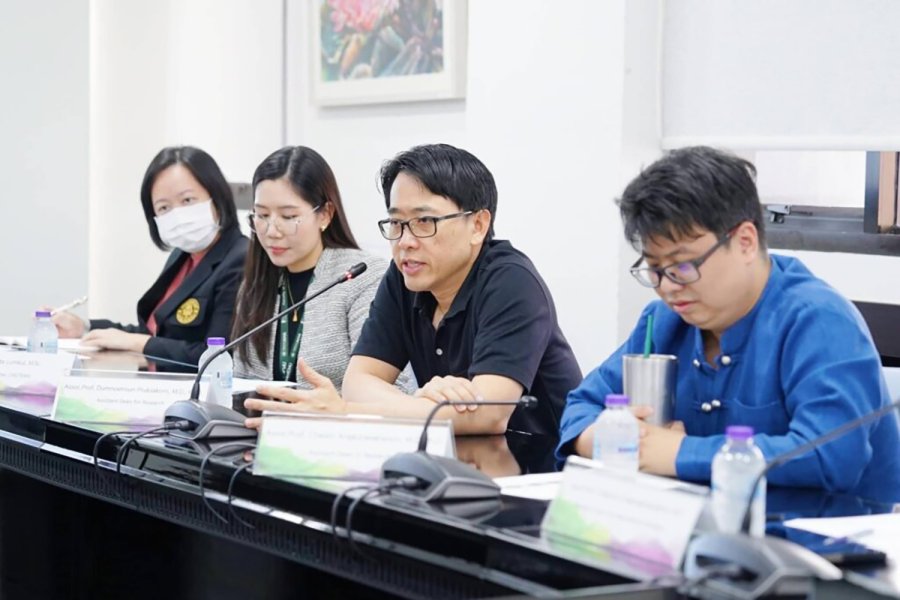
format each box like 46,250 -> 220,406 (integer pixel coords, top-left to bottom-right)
377,211 -> 473,240
630,230 -> 734,288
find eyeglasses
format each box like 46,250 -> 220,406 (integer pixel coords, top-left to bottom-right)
249,205 -> 320,236
630,231 -> 733,288
377,211 -> 473,240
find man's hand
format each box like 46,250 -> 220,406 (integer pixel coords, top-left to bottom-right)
630,405 -> 655,421
455,435 -> 521,478
573,405 -> 657,457
638,420 -> 686,476
414,375 -> 484,412
82,329 -> 149,353
243,359 -> 345,428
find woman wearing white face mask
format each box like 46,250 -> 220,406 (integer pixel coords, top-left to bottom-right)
51,146 -> 248,370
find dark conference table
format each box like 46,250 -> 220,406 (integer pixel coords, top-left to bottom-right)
0,351 -> 895,599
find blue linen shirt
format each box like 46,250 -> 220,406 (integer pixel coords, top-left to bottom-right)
558,255 -> 900,503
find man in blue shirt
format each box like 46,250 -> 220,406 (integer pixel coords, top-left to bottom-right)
558,146 -> 900,502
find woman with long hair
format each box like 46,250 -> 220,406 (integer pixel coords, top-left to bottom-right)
232,146 -> 389,390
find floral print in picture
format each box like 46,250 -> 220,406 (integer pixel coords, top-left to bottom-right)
320,0 -> 445,81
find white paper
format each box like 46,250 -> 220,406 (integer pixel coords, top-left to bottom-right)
495,472 -> 562,501
784,514 -> 900,558
231,378 -> 296,395
0,336 -> 100,352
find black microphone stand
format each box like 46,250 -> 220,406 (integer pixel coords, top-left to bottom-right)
380,396 -> 537,502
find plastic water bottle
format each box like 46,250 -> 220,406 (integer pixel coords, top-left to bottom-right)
27,310 -> 58,354
198,337 -> 233,407
711,425 -> 767,537
592,394 -> 639,471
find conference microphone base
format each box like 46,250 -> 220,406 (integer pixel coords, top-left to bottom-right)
164,400 -> 258,441
683,532 -> 841,599
380,451 -> 500,502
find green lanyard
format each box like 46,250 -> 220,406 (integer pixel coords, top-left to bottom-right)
277,279 -> 308,381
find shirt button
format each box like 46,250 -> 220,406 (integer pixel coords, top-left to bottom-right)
435,348 -> 443,356
692,359 -> 701,368
711,399 -> 722,409
701,402 -> 712,413
721,355 -> 732,366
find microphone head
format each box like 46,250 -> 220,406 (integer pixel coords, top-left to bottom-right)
519,395 -> 538,409
346,262 -> 367,279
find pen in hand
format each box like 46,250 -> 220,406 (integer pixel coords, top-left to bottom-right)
51,295 -> 88,316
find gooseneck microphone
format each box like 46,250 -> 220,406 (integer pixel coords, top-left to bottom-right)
380,395 -> 538,502
163,262 -> 367,440
740,395 -> 900,533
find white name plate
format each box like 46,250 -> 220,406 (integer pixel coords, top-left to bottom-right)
253,412 -> 455,482
540,455 -> 708,574
0,351 -> 75,397
51,370 -> 195,431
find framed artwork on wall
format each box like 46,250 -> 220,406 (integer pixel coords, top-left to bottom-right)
311,0 -> 467,106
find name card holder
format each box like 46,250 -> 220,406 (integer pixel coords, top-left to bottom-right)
540,455 -> 708,575
253,412 -> 455,484
52,369 -> 196,432
0,351 -> 75,397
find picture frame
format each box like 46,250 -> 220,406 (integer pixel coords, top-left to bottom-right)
310,0 -> 468,106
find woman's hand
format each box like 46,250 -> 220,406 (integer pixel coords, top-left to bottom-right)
50,310 -> 85,339
82,328 -> 150,353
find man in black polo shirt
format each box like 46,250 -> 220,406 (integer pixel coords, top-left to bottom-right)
345,143 -> 581,436
246,144 -> 581,437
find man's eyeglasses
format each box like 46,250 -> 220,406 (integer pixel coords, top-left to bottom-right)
249,205 -> 321,236
630,231 -> 733,288
378,211 -> 473,240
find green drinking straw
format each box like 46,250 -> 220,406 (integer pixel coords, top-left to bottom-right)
643,313 -> 654,358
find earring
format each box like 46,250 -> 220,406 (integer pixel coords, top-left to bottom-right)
321,224 -> 328,232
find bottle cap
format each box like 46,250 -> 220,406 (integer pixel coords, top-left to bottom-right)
726,425 -> 754,440
605,394 -> 630,407
207,337 -> 226,346
35,310 -> 51,318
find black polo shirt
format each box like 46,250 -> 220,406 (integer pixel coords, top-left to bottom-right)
352,240 -> 582,436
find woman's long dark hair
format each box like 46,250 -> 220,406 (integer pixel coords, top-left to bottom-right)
232,146 -> 359,363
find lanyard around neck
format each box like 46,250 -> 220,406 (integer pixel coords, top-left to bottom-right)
277,277 -> 310,381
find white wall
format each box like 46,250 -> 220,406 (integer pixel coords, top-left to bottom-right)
90,0 -> 171,323
287,0 -> 629,372
0,1 -> 90,334
90,0 -> 283,323
775,250 -> 900,305
754,151 -> 868,209
617,0 -> 665,341
662,0 -> 900,149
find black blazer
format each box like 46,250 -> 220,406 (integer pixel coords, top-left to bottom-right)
91,227 -> 248,371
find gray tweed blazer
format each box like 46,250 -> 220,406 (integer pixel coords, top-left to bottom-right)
233,247 -> 391,392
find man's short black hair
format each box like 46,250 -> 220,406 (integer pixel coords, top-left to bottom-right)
379,143 -> 497,241
617,146 -> 766,250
